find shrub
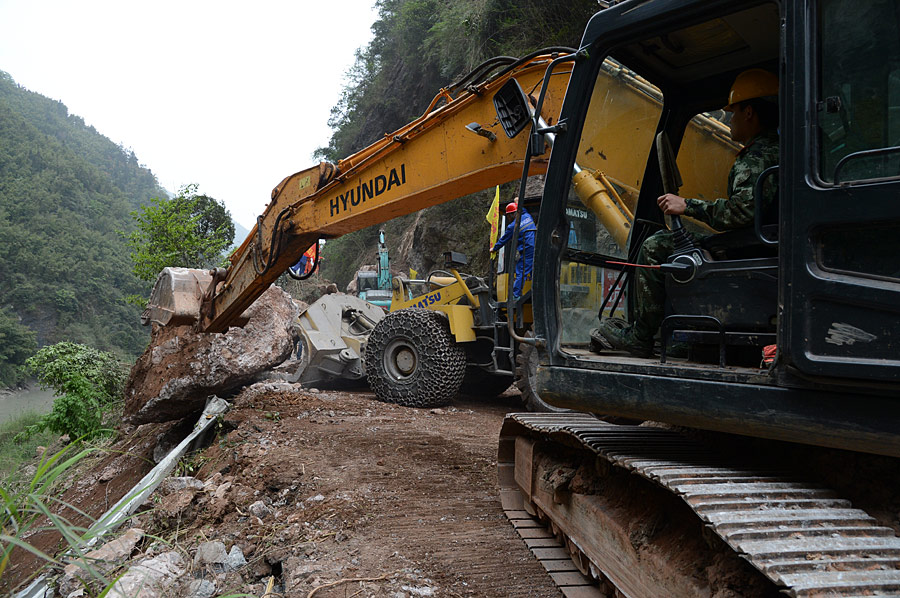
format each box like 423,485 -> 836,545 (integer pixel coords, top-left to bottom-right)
15,343 -> 126,441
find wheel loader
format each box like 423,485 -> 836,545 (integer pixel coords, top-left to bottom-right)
142,0 -> 900,593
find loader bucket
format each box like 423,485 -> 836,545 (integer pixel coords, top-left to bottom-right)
141,267 -> 212,327
284,294 -> 385,388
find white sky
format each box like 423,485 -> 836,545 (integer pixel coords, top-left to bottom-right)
0,0 -> 379,229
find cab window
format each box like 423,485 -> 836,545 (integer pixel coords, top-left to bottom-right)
819,0 -> 900,183
559,61 -> 663,340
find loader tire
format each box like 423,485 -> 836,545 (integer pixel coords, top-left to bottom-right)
515,333 -> 568,413
365,308 -> 466,408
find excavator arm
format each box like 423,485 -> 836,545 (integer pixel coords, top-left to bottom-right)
144,54 -> 725,334
198,54 -> 575,333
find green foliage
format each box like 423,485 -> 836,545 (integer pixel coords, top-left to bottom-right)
0,71 -> 166,362
0,308 -> 36,387
125,183 -> 235,281
20,375 -> 103,440
15,342 -> 125,441
26,342 -> 125,403
0,410 -> 56,481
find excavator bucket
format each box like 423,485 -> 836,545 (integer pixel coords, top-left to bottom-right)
141,267 -> 212,327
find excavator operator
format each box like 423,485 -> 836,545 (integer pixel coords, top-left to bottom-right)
592,68 -> 780,357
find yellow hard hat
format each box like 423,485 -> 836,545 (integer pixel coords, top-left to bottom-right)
724,68 -> 778,111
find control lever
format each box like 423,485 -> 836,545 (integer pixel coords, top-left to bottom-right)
656,131 -> 695,253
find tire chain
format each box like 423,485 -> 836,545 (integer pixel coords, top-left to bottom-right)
365,308 -> 466,408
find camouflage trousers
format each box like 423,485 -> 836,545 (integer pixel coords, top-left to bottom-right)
631,230 -> 708,342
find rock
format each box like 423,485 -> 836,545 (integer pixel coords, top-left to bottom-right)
224,545 -> 247,571
214,480 -> 233,499
106,551 -> 185,598
123,285 -> 300,424
59,528 -> 145,595
187,579 -> 216,598
283,556 -> 325,587
194,541 -> 229,568
158,476 -> 204,495
193,541 -> 246,573
156,488 -> 197,519
203,472 -> 223,491
248,500 -> 272,519
35,445 -> 46,458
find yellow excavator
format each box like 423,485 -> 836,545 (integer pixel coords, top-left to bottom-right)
144,53 -> 735,408
144,0 -> 900,594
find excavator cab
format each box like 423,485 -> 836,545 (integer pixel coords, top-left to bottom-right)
529,0 -> 900,456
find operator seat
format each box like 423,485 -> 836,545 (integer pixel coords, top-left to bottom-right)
662,168 -> 780,364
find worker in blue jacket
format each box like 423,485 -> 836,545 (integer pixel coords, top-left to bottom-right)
492,200 -> 536,299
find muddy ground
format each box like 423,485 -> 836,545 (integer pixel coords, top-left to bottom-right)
8,384 -> 562,597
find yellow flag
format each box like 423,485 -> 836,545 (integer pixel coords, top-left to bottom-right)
410,267 -> 418,280
486,186 -> 500,249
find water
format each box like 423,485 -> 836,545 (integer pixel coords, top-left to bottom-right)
0,385 -> 55,426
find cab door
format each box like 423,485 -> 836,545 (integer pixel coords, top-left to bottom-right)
781,0 -> 900,382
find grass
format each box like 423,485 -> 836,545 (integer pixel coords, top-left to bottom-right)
0,410 -> 118,592
0,410 -> 57,485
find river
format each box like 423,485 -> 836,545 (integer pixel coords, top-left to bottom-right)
0,385 -> 55,426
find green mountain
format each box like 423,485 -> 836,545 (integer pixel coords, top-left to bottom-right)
0,70 -> 165,384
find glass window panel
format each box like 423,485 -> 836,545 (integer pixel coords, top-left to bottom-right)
819,0 -> 900,183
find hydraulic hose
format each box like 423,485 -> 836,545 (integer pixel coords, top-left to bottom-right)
447,47 -> 577,96
286,240 -> 321,281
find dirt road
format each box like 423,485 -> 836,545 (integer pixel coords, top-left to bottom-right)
12,375 -> 900,596
73,382 -> 555,598
183,383 -> 561,596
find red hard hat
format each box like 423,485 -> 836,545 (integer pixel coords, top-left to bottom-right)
505,202 -> 518,214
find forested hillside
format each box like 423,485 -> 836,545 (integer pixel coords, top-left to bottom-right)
0,71 -> 166,385
317,0 -> 601,286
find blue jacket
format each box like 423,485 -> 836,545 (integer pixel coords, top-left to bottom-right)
492,209 -> 536,254
493,210 -> 536,297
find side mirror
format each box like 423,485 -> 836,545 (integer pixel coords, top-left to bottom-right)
493,79 -> 531,138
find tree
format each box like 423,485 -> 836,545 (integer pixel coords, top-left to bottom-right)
125,184 -> 235,282
16,342 -> 126,440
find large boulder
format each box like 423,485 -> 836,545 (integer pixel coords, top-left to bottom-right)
124,285 -> 299,424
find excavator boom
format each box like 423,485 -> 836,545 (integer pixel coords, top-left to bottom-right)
145,54 -> 736,335
200,56 -> 571,332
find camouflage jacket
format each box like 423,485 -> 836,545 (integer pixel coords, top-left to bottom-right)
683,130 -> 779,230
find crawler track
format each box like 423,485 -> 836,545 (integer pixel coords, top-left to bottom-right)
499,413 -> 900,597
